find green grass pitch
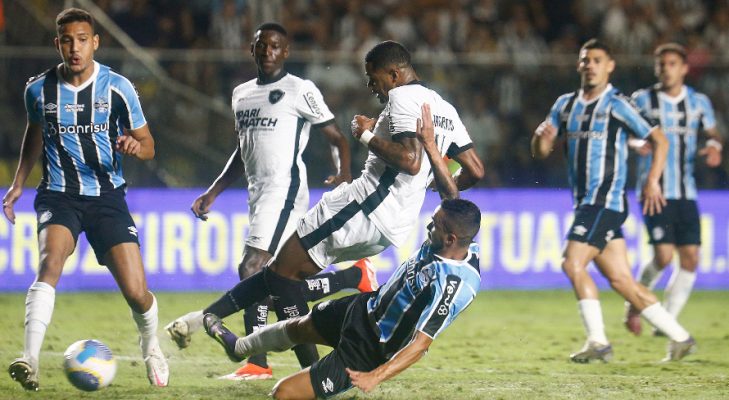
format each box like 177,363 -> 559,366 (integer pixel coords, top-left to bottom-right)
1,290 -> 728,399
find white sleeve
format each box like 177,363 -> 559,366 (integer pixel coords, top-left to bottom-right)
295,80 -> 335,126
445,115 -> 474,158
387,89 -> 420,139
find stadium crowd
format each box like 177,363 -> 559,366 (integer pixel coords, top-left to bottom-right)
1,0 -> 728,188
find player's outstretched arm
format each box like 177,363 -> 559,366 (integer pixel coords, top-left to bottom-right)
3,122 -> 43,224
351,115 -> 423,175
451,148 -> 485,191
530,120 -> 557,159
642,126 -> 669,216
698,127 -> 723,168
416,103 -> 458,200
191,146 -> 245,221
346,331 -> 432,393
117,124 -> 155,160
319,123 -> 352,185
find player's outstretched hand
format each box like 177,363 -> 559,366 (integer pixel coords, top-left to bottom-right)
115,135 -> 141,156
534,120 -> 557,140
641,180 -> 667,216
324,171 -> 352,186
345,368 -> 380,393
350,115 -> 375,139
698,145 -> 722,168
2,186 -> 22,224
415,103 -> 434,146
191,192 -> 215,221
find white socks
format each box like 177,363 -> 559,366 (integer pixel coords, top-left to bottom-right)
132,293 -> 160,357
24,282 -> 56,365
182,310 -> 205,333
664,269 -> 697,318
637,260 -> 664,289
578,299 -> 609,345
641,303 -> 690,342
234,320 -> 296,359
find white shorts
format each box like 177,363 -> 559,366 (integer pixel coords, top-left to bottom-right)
297,183 -> 391,269
247,194 -> 307,256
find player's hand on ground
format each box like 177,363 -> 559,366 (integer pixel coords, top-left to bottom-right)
191,193 -> 215,221
346,368 -> 380,393
350,115 -> 375,139
415,103 -> 435,146
534,120 -> 557,140
698,145 -> 722,168
2,186 -> 22,224
115,135 -> 141,157
324,171 -> 352,186
641,180 -> 666,216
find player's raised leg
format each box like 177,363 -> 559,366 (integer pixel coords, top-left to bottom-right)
625,243 -> 674,335
105,242 -> 169,387
9,225 -> 75,391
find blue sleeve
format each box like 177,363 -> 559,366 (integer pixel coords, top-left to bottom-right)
548,94 -> 572,136
696,93 -> 717,130
111,75 -> 147,130
24,82 -> 42,123
416,272 -> 477,339
611,96 -> 653,139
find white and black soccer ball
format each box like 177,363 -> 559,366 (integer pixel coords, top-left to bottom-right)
63,339 -> 117,391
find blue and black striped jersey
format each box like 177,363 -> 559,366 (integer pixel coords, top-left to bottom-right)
631,85 -> 716,200
366,241 -> 480,359
547,84 -> 654,212
24,62 -> 147,196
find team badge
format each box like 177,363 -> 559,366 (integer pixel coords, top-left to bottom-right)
269,89 -> 285,104
652,227 -> 665,241
418,266 -> 435,287
94,97 -> 110,113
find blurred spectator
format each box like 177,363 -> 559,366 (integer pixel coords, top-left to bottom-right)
209,0 -> 248,50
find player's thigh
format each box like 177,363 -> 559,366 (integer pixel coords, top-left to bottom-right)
271,368 -> 316,400
643,199 -> 677,245
562,240 -> 600,274
104,242 -> 149,298
239,245 -> 273,279
37,225 -> 77,285
675,200 -> 701,247
594,239 -> 633,283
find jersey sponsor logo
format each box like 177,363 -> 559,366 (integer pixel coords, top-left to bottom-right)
572,225 -> 587,236
44,103 -> 58,114
39,210 -> 53,224
432,115 -> 454,131
47,122 -> 109,135
94,97 -> 110,113
282,305 -> 300,318
404,257 -> 420,293
322,377 -> 334,393
567,130 -> 607,140
437,276 -> 461,316
269,89 -> 285,104
64,103 -> 85,113
303,91 -> 322,116
306,277 -> 331,295
235,108 -> 278,128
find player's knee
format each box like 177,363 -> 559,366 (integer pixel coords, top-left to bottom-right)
270,378 -> 296,400
561,259 -> 582,278
608,274 -> 632,294
122,287 -> 150,311
654,254 -> 673,269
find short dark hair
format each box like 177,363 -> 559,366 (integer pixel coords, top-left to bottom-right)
255,22 -> 287,37
56,8 -> 95,35
580,38 -> 612,58
365,40 -> 412,70
654,42 -> 687,61
440,199 -> 481,245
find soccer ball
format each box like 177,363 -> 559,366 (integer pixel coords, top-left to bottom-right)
63,339 -> 117,391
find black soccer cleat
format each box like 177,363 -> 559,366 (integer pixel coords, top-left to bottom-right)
8,358 -> 39,391
203,313 -> 243,363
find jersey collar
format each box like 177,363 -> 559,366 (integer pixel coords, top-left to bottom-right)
577,83 -> 613,105
657,85 -> 687,104
257,71 -> 288,85
56,61 -> 99,92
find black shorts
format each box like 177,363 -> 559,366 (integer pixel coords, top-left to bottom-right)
34,187 -> 139,265
567,205 -> 626,251
642,199 -> 701,246
309,293 -> 385,399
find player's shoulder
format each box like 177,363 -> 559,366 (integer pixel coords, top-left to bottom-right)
686,86 -> 712,105
24,68 -> 52,95
607,87 -> 636,110
106,65 -> 138,93
552,91 -> 577,108
630,86 -> 653,100
232,77 -> 258,96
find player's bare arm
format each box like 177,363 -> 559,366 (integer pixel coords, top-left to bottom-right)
191,146 -> 245,221
531,120 -> 558,159
417,103 -> 458,200
451,148 -> 485,191
319,123 -> 352,185
346,331 -> 432,393
351,114 -> 423,175
3,122 -> 43,224
117,124 -> 155,160
642,126 -> 668,216
698,127 -> 723,168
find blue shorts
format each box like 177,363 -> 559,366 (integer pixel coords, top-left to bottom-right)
567,205 -> 626,251
34,187 -> 139,265
642,199 -> 701,246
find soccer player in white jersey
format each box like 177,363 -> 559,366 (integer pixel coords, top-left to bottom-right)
624,43 -> 724,336
3,8 -> 168,390
172,40 -> 484,364
166,23 -> 378,380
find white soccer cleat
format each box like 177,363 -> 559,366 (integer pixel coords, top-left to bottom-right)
165,318 -> 192,349
144,346 -> 169,387
570,341 -> 613,363
663,336 -> 697,362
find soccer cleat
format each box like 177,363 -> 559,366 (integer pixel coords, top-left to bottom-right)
8,358 -> 39,391
663,336 -> 697,362
652,328 -> 667,337
144,345 -> 169,387
165,318 -> 192,349
354,258 -> 379,293
623,303 -> 642,336
203,313 -> 243,363
570,341 -> 613,363
217,362 -> 273,381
